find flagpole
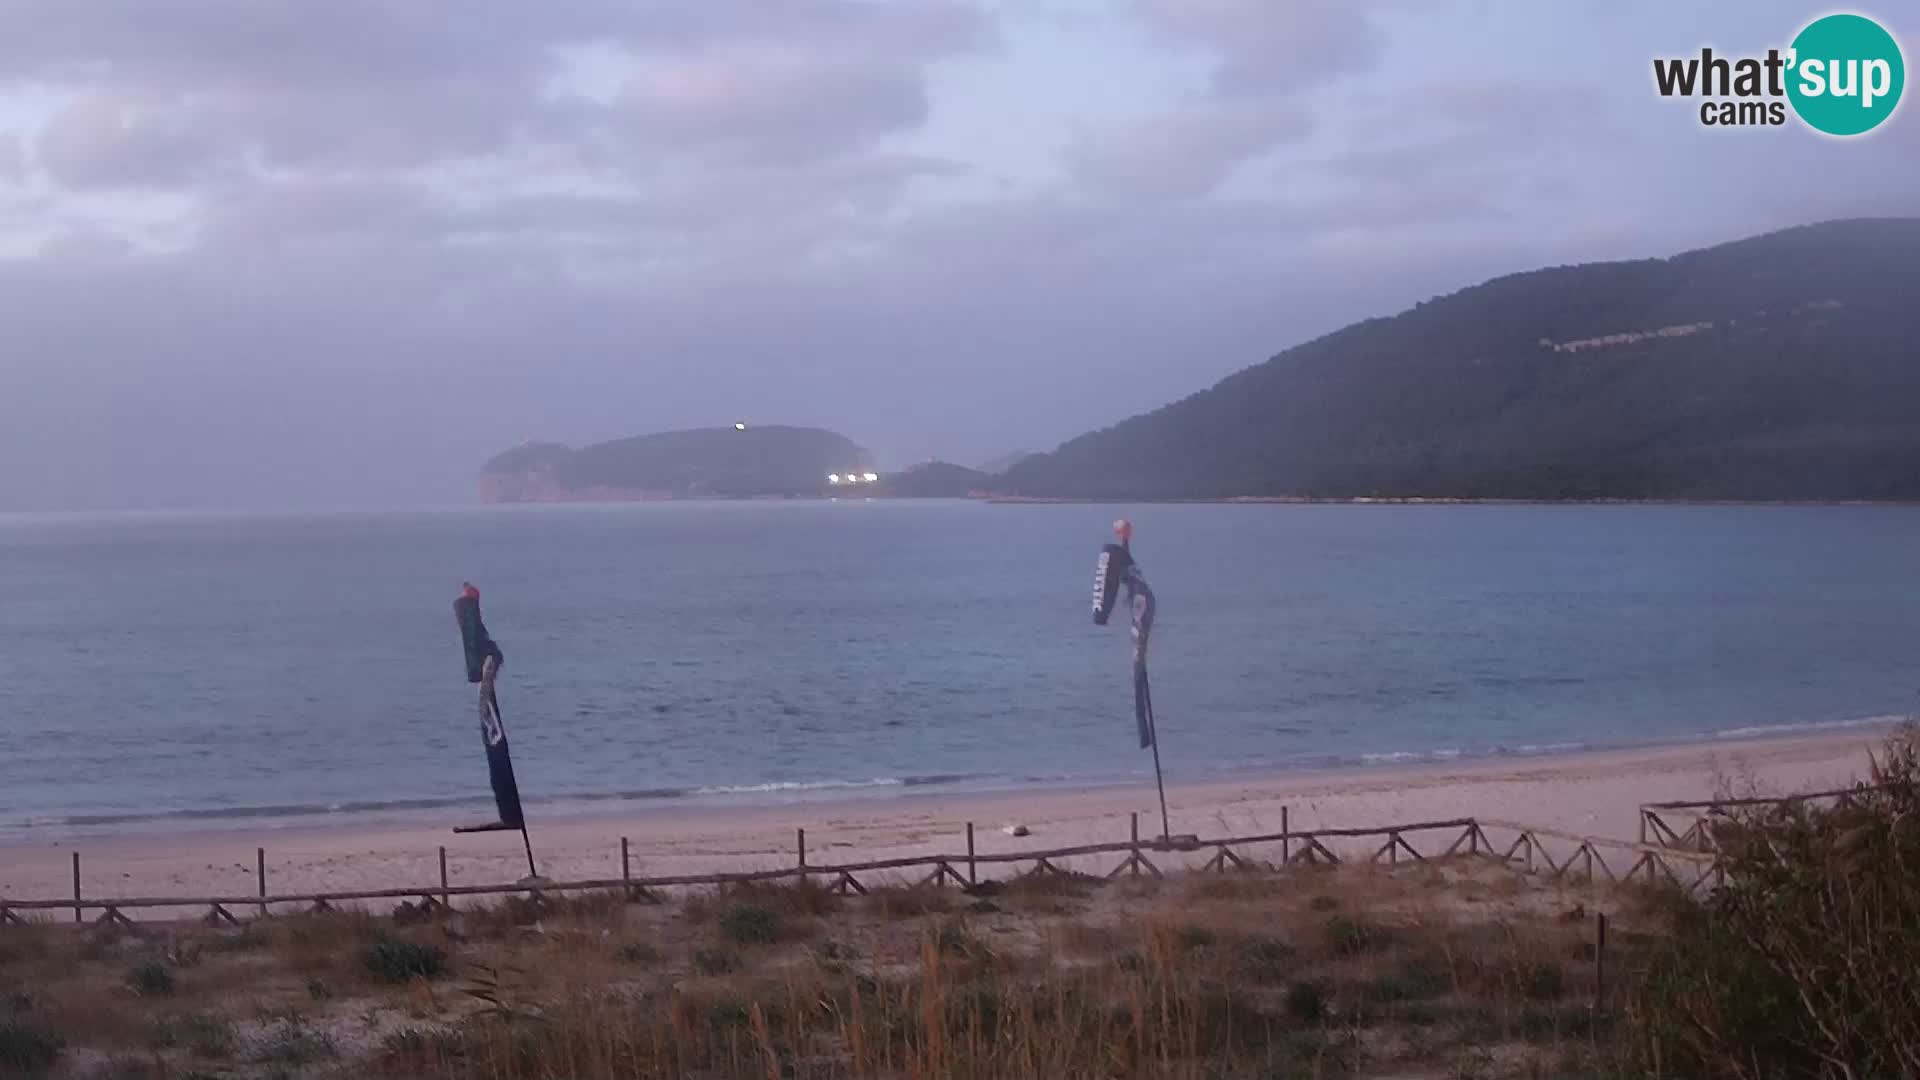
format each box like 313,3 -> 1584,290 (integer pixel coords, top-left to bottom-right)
488,685 -> 540,881
518,824 -> 538,880
1142,665 -> 1171,842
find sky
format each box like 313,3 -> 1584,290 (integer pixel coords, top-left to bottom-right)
1,0 -> 1915,510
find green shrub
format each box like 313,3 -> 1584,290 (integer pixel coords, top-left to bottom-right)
692,947 -> 739,975
1521,958 -> 1565,1002
1365,958 -> 1451,1003
363,936 -> 448,983
717,904 -> 781,946
126,960 -> 176,996
618,941 -> 661,965
1631,728 -> 1920,1079
1284,980 -> 1328,1022
0,1018 -> 63,1077
1234,937 -> 1297,983
932,921 -> 991,961
254,1016 -> 335,1064
1176,924 -> 1218,951
381,1026 -> 463,1067
1325,914 -> 1382,955
154,1012 -> 235,1059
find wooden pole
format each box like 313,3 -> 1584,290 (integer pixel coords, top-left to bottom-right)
797,828 -> 807,887
257,848 -> 267,919
1129,813 -> 1141,877
1143,670 -> 1171,842
621,837 -> 631,896
1594,911 -> 1608,1014
439,847 -> 450,906
965,823 -> 976,887
1281,806 -> 1291,864
518,826 -> 538,881
72,852 -> 81,924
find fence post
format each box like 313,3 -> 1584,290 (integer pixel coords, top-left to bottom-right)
257,847 -> 267,919
797,828 -> 807,887
621,837 -> 632,899
966,822 -> 976,887
1594,911 -> 1608,1015
1133,813 -> 1144,877
1281,806 -> 1290,865
439,846 -> 450,907
72,852 -> 82,924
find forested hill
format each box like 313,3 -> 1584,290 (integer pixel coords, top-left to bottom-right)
480,426 -> 874,501
1000,219 -> 1920,501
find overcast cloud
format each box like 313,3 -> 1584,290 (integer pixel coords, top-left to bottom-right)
0,0 -> 1914,509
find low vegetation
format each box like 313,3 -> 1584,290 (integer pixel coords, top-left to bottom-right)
0,729 -> 1911,1078
1629,729 -> 1920,1079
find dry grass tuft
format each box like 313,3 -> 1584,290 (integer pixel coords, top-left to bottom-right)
8,832 -> 1826,1079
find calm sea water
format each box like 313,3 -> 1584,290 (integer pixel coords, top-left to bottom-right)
1,502 -> 1915,836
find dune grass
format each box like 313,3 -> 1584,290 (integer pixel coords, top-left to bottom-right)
0,854 -> 1648,1079
9,726 -> 1916,1080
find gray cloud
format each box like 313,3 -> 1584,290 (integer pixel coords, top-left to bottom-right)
2,0 -> 991,181
35,93 -> 235,189
1070,98 -> 1312,199
0,1 -> 1914,511
1134,0 -> 1389,94
620,45 -> 931,164
1063,0 -> 1390,201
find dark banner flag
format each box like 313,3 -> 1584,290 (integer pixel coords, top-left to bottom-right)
453,583 -> 526,831
1091,535 -> 1157,748
1092,519 -> 1170,840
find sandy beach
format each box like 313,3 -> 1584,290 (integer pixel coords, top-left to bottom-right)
0,727 -> 1895,910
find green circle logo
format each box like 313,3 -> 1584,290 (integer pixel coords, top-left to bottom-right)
1787,14 -> 1905,136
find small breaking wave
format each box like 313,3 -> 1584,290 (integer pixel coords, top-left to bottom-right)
1709,714 -> 1905,740
6,773 -> 989,833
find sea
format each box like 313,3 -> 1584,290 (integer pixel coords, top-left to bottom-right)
1,501 -> 1915,838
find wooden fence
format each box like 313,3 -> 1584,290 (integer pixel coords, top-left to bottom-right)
1638,782 -> 1898,855
0,808 -> 1722,930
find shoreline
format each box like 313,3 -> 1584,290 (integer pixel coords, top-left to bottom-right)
980,496 -> 1920,507
6,713 -> 1902,841
0,726 -> 1895,909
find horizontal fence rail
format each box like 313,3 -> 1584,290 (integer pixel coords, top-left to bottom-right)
0,809 -> 1744,929
1637,781 -> 1909,856
1475,820 -> 1721,891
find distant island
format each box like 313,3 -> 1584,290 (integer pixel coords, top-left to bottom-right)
480,425 -> 878,501
485,219 -> 1920,504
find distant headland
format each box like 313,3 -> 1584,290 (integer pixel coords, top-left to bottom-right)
485,219 -> 1920,505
